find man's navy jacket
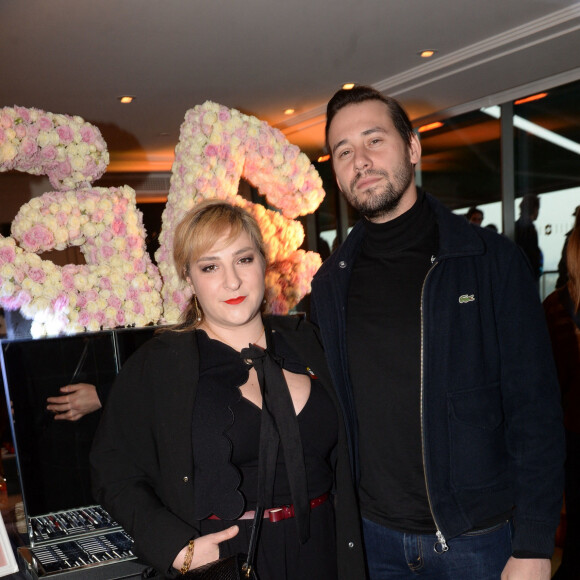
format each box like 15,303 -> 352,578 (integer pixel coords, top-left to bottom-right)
311,192 -> 565,557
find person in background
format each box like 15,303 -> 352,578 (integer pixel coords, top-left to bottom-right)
543,212 -> 580,580
46,383 -> 102,421
515,194 -> 543,280
90,200 -> 364,579
311,85 -> 564,580
466,206 -> 484,226
556,205 -> 580,289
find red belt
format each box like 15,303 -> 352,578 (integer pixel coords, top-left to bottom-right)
207,492 -> 329,523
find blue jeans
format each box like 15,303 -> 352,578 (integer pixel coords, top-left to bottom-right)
363,518 -> 512,579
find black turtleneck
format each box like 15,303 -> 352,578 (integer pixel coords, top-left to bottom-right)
346,190 -> 439,533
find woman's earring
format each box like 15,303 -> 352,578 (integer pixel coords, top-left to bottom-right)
193,294 -> 202,322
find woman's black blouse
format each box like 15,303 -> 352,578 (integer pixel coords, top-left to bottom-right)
192,329 -> 338,517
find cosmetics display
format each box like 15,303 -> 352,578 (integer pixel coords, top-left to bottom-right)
0,327 -> 158,578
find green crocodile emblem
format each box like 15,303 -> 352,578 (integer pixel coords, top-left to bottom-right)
458,294 -> 475,304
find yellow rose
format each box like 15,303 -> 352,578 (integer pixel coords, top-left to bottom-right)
1,263 -> 15,279
87,320 -> 101,332
1,280 -> 15,296
74,276 -> 89,291
0,143 -> 17,162
105,306 -> 117,321
83,223 -> 97,238
113,237 -> 126,251
49,130 -> 60,146
55,229 -> 69,246
99,198 -> 113,212
71,156 -> 85,171
204,112 -> 218,125
37,132 -> 50,148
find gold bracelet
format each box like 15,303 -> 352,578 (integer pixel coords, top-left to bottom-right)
180,539 -> 195,575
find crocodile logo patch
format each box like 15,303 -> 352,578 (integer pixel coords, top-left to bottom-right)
458,294 -> 475,304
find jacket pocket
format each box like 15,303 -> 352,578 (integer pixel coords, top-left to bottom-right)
448,385 -> 508,489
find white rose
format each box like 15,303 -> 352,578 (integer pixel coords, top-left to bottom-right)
0,263 -> 16,278
0,280 -> 15,296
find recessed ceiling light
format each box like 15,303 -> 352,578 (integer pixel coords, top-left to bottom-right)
418,121 -> 444,133
284,108 -> 295,115
342,83 -> 355,90
118,96 -> 135,104
514,92 -> 548,105
419,50 -> 437,58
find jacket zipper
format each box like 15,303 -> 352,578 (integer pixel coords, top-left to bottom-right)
420,258 -> 449,553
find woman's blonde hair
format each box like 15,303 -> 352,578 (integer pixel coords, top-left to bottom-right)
172,199 -> 266,330
566,212 -> 580,312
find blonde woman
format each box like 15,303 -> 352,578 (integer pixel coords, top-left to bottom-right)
91,200 -> 365,579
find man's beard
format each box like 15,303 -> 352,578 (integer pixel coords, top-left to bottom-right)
343,154 -> 414,220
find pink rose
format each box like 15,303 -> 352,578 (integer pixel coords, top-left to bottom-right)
84,158 -> 97,176
40,145 -> 57,161
28,267 -> 46,283
78,312 -> 91,327
0,245 -> 16,264
113,198 -> 128,215
0,113 -> 12,129
15,124 -> 27,139
55,159 -> 71,179
99,277 -> 113,291
80,126 -> 95,144
14,107 -> 31,123
112,218 -> 126,236
115,311 -> 126,326
127,235 -> 140,249
38,116 -> 53,131
259,145 -> 274,159
56,211 -> 69,227
100,245 -> 114,259
22,224 -> 54,252
52,294 -> 69,312
56,125 -> 74,143
108,294 -> 122,309
85,289 -> 98,302
205,144 -> 218,157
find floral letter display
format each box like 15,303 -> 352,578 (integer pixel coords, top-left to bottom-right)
156,101 -> 324,322
0,106 -> 109,190
1,102 -> 325,336
0,107 -> 163,337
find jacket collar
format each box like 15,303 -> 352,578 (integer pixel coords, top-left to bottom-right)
322,189 -> 485,275
426,192 -> 485,260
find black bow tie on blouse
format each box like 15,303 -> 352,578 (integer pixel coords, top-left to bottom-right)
240,343 -> 311,544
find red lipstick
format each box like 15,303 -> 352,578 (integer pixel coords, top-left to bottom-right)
225,296 -> 246,305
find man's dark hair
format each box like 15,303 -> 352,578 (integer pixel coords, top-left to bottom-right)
519,194 -> 540,218
325,85 -> 414,151
466,207 -> 483,221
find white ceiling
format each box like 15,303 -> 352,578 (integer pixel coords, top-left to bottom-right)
2,0 -> 580,173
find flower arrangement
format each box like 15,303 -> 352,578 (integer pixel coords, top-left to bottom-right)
1,102 -> 325,336
1,186 -> 163,337
156,101 -> 325,320
0,106 -> 109,190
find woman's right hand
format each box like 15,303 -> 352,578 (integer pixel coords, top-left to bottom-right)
173,525 -> 239,572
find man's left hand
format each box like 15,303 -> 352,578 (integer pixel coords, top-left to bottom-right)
501,556 -> 551,580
